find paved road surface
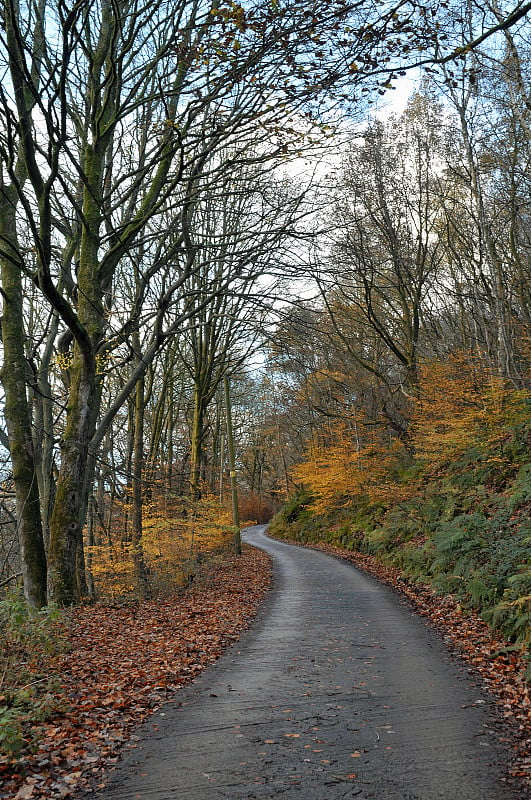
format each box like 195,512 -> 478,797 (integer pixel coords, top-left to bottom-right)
91,526 -> 521,800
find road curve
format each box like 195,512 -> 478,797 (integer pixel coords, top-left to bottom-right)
92,525 -> 520,800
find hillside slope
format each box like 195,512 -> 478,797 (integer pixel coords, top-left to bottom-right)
269,443 -> 531,674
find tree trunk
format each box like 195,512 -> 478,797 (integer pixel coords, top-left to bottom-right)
224,376 -> 241,555
131,351 -> 150,597
32,316 -> 59,550
0,198 -> 47,607
453,97 -> 519,384
190,383 -> 208,500
47,350 -> 98,604
47,127 -> 107,604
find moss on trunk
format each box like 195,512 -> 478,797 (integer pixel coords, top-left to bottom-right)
0,197 -> 47,607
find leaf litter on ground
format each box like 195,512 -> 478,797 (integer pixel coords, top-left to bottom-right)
2,537 -> 529,798
0,545 -> 271,800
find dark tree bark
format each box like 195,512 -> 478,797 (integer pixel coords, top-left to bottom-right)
0,195 -> 47,607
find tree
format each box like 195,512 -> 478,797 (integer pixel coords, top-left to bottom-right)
178,160 -> 308,498
0,3 -> 48,607
427,1 -> 531,385
4,0 -> 530,605
317,93 -> 448,401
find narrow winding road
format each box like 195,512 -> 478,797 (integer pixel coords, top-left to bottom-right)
93,526 -> 520,800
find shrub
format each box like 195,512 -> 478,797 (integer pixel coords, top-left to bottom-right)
0,593 -> 67,758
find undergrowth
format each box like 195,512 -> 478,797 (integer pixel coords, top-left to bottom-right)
0,593 -> 68,759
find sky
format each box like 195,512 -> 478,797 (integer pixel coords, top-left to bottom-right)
374,70 -> 420,119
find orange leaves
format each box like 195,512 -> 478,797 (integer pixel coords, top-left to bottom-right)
88,492 -> 234,599
295,426 -> 364,513
411,353 -> 521,464
294,420 -> 409,512
294,351 -> 531,516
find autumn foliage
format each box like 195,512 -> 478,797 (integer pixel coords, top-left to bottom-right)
294,352 -> 531,511
411,354 -> 527,463
278,350 -> 531,663
294,420 -> 411,514
88,490 -> 236,599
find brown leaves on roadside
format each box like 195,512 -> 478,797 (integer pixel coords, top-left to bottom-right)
0,546 -> 271,800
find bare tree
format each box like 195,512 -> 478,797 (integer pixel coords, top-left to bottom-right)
317,95 -> 447,401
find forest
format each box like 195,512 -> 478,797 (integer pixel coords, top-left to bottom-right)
0,0 -> 530,790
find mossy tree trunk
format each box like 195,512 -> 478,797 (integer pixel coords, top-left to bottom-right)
0,0 -> 48,607
0,194 -> 47,607
224,376 -> 241,555
46,8 -> 112,602
190,383 -> 210,500
47,348 -> 101,603
46,137 -> 111,603
32,314 -> 59,551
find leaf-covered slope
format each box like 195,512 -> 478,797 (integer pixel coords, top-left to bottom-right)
0,546 -> 272,799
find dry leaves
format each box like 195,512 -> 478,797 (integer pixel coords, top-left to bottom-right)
0,546 -> 271,800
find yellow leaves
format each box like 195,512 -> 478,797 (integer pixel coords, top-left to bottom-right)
87,492 -> 234,599
410,353 -> 521,464
295,432 -> 360,513
294,420 -> 408,513
293,351 -> 531,518
53,351 -> 73,371
95,352 -> 109,375
209,1 -> 247,32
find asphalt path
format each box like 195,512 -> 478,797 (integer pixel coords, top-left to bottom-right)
91,525 -> 521,800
